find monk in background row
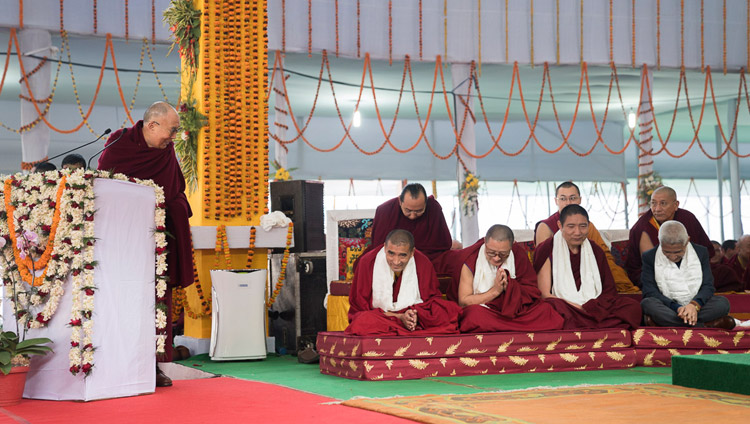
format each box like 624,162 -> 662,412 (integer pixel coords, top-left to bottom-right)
535,181 -> 638,293
625,186 -> 713,287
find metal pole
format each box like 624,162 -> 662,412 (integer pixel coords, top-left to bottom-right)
726,101 -> 743,237
715,132 -> 725,241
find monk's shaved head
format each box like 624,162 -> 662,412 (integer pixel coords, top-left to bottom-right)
143,101 -> 176,123
399,183 -> 427,202
559,204 -> 589,224
650,186 -> 679,223
385,229 -> 415,251
399,183 -> 428,220
555,181 -> 580,196
485,224 -> 514,244
652,186 -> 676,201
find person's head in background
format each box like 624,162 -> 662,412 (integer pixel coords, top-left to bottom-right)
62,154 -> 86,170
32,162 -> 57,173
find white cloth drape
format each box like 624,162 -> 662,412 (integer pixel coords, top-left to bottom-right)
2,179 -> 157,401
473,243 -> 516,295
654,243 -> 703,306
267,0 -> 749,71
371,247 -> 422,312
550,231 -> 602,305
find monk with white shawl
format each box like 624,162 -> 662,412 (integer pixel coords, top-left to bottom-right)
455,225 -> 564,333
641,221 -> 734,329
533,205 -> 641,330
345,229 -> 462,336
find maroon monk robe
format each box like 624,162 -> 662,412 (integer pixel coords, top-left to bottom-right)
625,209 -> 714,287
726,255 -> 750,291
534,211 -> 560,239
533,237 -> 642,330
710,262 -> 743,292
367,196 -> 452,262
346,246 -> 462,336
456,240 -> 564,333
98,121 -> 194,362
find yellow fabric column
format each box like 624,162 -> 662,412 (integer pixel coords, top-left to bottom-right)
180,0 -> 269,339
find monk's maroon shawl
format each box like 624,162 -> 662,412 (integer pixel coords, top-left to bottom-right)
369,196 -> 452,261
625,208 -> 713,287
98,121 -> 194,289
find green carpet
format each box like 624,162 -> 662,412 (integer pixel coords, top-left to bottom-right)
672,353 -> 750,396
178,354 -> 672,400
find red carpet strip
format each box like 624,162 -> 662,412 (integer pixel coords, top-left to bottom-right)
0,377 -> 416,424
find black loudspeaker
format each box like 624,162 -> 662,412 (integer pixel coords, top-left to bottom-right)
270,180 -> 324,252
268,252 -> 327,354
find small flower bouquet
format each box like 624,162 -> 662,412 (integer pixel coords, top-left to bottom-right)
271,160 -> 297,182
639,171 -> 663,202
460,171 -> 480,217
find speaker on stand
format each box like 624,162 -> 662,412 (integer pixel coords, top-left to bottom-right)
268,181 -> 327,354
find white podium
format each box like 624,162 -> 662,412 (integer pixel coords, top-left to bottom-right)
209,269 -> 268,360
2,179 -> 157,401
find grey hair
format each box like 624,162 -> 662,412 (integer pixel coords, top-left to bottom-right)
658,220 -> 689,246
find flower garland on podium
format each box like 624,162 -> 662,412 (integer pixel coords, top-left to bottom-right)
0,169 -> 168,376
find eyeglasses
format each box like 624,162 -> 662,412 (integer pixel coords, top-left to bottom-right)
153,121 -> 182,136
485,249 -> 511,260
557,195 -> 579,202
650,200 -> 675,208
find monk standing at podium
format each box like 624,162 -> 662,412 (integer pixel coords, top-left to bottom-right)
98,101 -> 194,387
346,229 -> 462,336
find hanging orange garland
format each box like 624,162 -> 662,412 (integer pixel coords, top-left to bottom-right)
3,176 -> 67,287
214,224 -> 231,269
176,237 -> 212,320
267,223 -> 293,308
245,226 -> 256,268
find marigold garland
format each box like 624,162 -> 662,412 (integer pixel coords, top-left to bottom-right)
3,175 -> 67,286
214,224 -> 231,269
1,169 -> 169,375
267,223 -> 293,308
245,226 -> 256,268
176,237 -> 212,320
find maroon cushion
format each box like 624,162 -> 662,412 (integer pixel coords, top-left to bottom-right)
329,280 -> 352,296
631,327 -> 750,350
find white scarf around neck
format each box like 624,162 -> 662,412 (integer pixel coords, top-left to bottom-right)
654,243 -> 703,306
551,230 -> 602,305
473,243 -> 516,294
371,246 -> 422,312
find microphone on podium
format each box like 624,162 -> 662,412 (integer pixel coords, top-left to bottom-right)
47,128 -> 112,162
87,128 -> 128,170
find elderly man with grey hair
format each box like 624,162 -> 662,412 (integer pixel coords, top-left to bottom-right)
641,220 -> 734,329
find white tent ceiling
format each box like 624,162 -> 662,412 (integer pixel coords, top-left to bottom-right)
0,0 -> 748,180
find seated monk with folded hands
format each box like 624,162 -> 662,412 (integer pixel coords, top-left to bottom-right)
345,229 -> 462,336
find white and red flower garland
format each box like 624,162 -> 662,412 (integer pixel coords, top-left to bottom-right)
1,169 -> 169,376
1,170 -> 73,332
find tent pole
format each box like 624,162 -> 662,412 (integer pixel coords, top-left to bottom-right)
715,129 -> 725,242
637,66 -> 655,216
452,63 -> 479,244
726,100 -> 744,238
